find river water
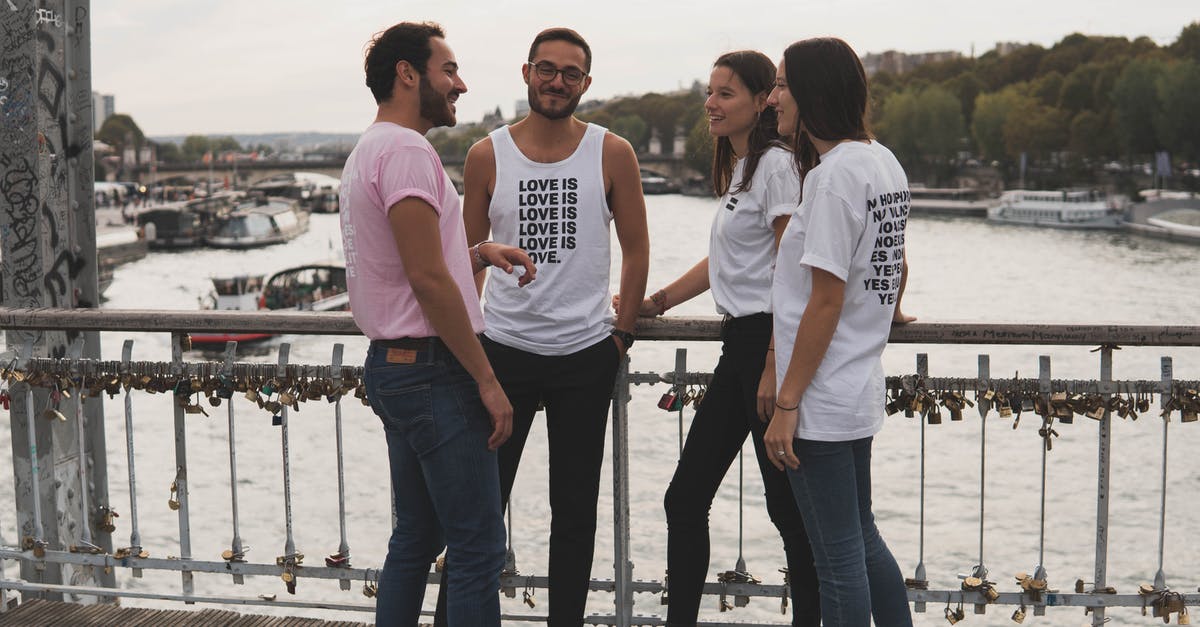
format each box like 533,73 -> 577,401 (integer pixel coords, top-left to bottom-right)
4,195 -> 1200,626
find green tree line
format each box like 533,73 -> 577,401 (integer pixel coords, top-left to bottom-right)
436,23 -> 1199,190
872,22 -> 1200,185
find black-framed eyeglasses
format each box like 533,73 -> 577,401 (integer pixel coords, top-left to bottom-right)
530,61 -> 587,86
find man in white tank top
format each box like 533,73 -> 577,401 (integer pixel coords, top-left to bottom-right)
434,27 -> 649,627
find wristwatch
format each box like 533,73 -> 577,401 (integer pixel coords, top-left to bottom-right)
611,329 -> 635,349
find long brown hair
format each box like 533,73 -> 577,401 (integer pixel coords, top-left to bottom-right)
781,37 -> 872,178
711,51 -> 783,197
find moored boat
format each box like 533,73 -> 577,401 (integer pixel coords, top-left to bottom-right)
205,197 -> 309,249
136,192 -> 242,249
987,189 -> 1125,229
249,172 -> 341,212
261,264 -> 349,312
191,264 -> 348,349
192,274 -> 274,346
909,185 -> 996,217
1123,189 -> 1200,243
640,169 -> 679,195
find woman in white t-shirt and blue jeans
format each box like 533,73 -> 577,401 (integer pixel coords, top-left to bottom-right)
763,37 -> 915,626
618,50 -> 819,626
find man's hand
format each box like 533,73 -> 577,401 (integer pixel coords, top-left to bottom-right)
480,242 -> 537,287
477,377 -> 513,450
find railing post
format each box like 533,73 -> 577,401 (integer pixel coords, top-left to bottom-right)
275,343 -> 302,593
1153,357 -> 1172,591
611,353 -> 633,627
972,354 -> 990,615
120,340 -> 144,578
330,343 -> 353,590
674,348 -> 687,454
221,341 -> 245,584
1031,355 -> 1051,616
1092,346 -> 1114,626
911,353 -> 928,613
170,331 -> 194,599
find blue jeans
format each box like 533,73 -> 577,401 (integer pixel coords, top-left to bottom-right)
786,437 -> 912,627
364,339 -> 506,627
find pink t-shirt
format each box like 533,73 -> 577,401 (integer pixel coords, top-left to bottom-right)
339,122 -> 484,340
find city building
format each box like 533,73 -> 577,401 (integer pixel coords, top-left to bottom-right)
860,50 -> 963,76
92,91 -> 114,131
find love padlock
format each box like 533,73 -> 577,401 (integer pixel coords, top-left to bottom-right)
658,391 -> 679,411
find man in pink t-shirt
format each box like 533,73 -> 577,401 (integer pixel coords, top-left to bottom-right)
340,21 -> 535,627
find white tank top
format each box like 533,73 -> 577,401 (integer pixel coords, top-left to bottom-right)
483,123 -> 613,355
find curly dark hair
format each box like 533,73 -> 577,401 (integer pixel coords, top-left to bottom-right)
364,21 -> 445,105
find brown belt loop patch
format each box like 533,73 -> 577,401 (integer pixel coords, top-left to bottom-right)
386,348 -> 418,364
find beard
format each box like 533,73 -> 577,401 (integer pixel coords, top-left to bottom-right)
526,83 -> 581,120
419,74 -> 457,128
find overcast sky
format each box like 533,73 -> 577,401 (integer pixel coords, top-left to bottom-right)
90,1 -> 1197,137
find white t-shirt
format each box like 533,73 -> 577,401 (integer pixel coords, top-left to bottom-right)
772,140 -> 909,441
708,146 -> 800,317
482,123 -> 613,355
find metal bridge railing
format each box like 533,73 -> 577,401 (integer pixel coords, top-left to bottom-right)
0,308 -> 1198,626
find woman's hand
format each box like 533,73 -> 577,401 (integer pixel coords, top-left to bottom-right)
764,404 -> 800,471
756,359 -> 776,422
611,294 -> 660,317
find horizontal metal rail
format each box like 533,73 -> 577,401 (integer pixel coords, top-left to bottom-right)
2,307 -> 1200,345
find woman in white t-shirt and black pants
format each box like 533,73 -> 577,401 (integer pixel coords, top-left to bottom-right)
763,37 -> 916,626
619,50 -> 819,627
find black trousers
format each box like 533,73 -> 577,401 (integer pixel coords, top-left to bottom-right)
663,313 -> 820,626
436,334 -> 620,627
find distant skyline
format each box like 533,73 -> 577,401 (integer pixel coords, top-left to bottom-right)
91,1 -> 1198,137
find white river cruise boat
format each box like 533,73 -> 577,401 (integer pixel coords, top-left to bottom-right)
987,189 -> 1125,229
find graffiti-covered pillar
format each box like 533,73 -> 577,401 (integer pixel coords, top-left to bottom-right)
0,0 -> 114,598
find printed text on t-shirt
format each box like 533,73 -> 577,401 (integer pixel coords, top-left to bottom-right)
865,190 -> 909,305
517,177 -> 578,264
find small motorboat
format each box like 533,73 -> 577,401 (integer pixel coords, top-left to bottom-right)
192,274 -> 274,347
190,264 -> 348,350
